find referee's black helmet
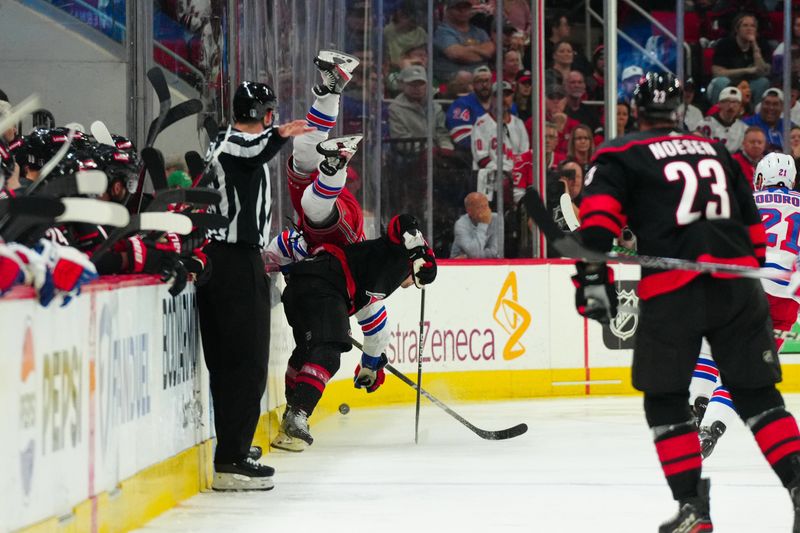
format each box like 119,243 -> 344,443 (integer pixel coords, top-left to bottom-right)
233,81 -> 277,123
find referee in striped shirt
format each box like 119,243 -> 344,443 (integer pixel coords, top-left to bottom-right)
198,81 -> 312,491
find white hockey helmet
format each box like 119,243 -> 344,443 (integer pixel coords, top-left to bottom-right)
755,152 -> 796,190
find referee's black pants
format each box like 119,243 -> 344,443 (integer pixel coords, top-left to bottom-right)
197,241 -> 270,464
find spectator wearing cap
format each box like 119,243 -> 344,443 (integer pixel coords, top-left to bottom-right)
564,70 -> 599,132
743,87 -> 795,150
586,45 -> 605,101
707,13 -> 771,105
528,83 -> 578,155
733,126 -> 767,189
446,65 -> 493,150
680,79 -> 704,132
471,80 -> 528,173
389,65 -> 453,155
386,42 -> 429,96
384,2 -> 427,70
502,50 -> 522,85
699,86 -> 747,153
513,69 -> 533,122
433,0 -> 495,84
620,65 -> 644,103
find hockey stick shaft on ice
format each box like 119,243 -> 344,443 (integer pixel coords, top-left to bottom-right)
349,337 -> 528,441
524,189 -> 792,282
414,287 -> 425,444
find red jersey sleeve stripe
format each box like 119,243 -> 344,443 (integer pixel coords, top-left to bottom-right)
579,194 -> 627,227
581,214 -> 622,235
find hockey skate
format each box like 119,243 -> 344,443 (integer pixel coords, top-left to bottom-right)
212,457 -> 275,491
271,429 -> 306,452
691,397 -> 708,428
698,421 -> 726,459
658,479 -> 713,533
282,406 -> 314,445
316,135 -> 362,175
313,50 -> 360,96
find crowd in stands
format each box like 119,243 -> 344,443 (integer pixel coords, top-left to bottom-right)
353,0 -> 800,258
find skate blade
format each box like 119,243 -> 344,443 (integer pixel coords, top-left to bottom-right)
270,440 -> 306,453
212,472 -> 274,491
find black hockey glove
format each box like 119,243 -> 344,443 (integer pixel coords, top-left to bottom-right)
388,214 -> 437,287
572,261 -> 617,325
408,245 -> 437,287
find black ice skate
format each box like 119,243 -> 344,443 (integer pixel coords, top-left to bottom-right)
692,397 -> 709,428
313,49 -> 360,96
316,135 -> 362,175
212,457 -> 275,491
248,445 -> 263,460
283,406 -> 314,445
788,458 -> 800,532
659,479 -> 713,533
699,421 -> 726,459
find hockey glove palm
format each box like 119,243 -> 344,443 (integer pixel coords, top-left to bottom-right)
354,353 -> 388,393
572,262 -> 617,325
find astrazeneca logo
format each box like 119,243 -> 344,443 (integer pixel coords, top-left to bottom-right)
493,271 -> 531,360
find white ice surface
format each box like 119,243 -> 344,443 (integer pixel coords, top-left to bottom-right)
136,395 -> 800,533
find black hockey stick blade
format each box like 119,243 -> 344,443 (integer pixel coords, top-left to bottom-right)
37,170 -> 108,197
203,115 -> 219,143
0,196 -> 66,242
350,337 -> 528,441
185,151 -> 204,182
146,187 -> 221,212
185,212 -> 228,230
146,98 -> 202,144
144,67 -> 171,148
141,147 -> 167,192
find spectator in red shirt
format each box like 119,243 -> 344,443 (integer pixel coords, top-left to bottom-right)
528,83 -> 578,154
733,126 -> 767,188
586,45 -> 605,101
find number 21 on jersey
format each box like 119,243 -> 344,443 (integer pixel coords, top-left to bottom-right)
760,207 -> 800,254
664,159 -> 731,225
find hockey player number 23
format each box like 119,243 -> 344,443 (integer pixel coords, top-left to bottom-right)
664,159 -> 731,225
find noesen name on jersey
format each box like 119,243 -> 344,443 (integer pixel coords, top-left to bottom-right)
648,139 -> 718,160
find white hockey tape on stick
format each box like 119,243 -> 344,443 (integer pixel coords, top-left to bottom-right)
57,198 -> 130,227
0,94 -> 41,134
138,212 -> 193,235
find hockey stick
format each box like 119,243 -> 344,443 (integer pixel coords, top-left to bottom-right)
184,212 -> 228,230
90,212 -> 193,263
146,187 -> 221,213
56,198 -> 129,227
414,287 -> 425,444
203,115 -> 219,144
145,98 -> 202,145
523,189 -> 793,282
349,337 -> 528,441
144,67 -> 171,148
185,151 -> 204,184
559,193 -> 580,231
38,170 -> 108,197
90,120 -> 115,146
0,94 -> 41,135
0,197 -> 65,242
141,147 -> 167,191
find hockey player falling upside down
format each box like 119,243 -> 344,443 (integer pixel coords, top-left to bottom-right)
689,152 -> 800,458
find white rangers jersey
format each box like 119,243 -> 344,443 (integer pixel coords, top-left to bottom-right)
753,187 -> 800,297
471,113 -> 529,171
699,114 -> 747,153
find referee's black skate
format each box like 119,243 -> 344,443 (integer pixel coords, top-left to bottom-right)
313,50 -> 360,96
283,406 -> 314,445
316,135 -> 362,174
659,479 -> 713,533
698,421 -> 726,459
212,457 -> 275,491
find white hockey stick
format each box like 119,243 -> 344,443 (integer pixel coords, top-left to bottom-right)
90,120 -> 115,146
56,198 -> 130,227
560,193 -> 580,231
0,94 -> 41,134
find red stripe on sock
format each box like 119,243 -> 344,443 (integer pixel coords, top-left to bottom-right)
655,432 -> 701,463
661,456 -> 702,476
295,375 -> 326,394
766,439 -> 800,465
755,416 -> 800,454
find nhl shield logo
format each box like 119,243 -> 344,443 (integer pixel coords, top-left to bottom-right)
602,281 -> 639,349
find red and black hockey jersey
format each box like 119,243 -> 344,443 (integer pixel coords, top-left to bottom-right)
579,128 -> 766,300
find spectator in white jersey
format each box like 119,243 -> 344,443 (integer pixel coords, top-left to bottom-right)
699,86 -> 747,153
197,81 -> 311,492
471,80 -> 529,171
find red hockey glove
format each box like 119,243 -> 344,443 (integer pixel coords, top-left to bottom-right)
572,261 -> 617,325
354,353 -> 388,393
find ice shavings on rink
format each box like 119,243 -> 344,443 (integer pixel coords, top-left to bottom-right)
136,396 -> 800,532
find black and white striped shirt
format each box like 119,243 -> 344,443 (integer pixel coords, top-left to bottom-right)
205,126 -> 287,248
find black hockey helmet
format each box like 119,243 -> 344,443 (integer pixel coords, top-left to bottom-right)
110,134 -> 136,154
93,143 -> 139,185
633,72 -> 683,122
233,81 -> 277,123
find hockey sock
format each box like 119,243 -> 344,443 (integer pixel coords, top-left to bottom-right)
292,93 -> 341,175
702,386 -> 738,428
291,344 -> 341,416
689,352 -> 719,407
301,167 -> 347,225
645,393 -> 702,500
284,365 -> 299,404
750,408 -> 800,486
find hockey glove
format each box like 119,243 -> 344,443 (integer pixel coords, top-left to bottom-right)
388,214 -> 437,287
34,239 -> 98,307
572,261 -> 617,325
354,353 -> 388,393
408,245 -> 437,287
0,243 -> 25,295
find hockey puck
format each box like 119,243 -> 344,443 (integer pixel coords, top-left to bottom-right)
338,403 -> 350,415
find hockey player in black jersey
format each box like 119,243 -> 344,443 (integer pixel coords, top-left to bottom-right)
572,72 -> 800,532
267,214 -> 436,446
